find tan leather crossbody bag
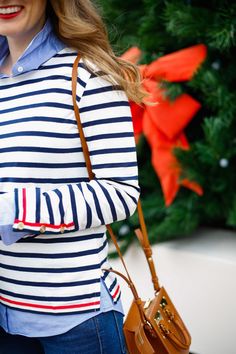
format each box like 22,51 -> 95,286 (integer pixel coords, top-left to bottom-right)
72,54 -> 192,354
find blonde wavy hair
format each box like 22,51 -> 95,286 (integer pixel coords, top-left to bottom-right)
47,0 -> 144,103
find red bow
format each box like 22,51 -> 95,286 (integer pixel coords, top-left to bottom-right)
122,45 -> 207,206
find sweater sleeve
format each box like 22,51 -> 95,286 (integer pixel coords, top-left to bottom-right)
9,72 -> 140,235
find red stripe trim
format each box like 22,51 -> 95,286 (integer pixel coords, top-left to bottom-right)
14,220 -> 75,230
22,188 -> 26,222
112,284 -> 120,299
0,296 -> 100,310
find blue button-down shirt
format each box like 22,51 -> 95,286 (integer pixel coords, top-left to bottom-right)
0,19 -> 123,338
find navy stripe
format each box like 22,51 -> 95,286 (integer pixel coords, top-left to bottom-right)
97,181 -> 117,222
111,176 -> 139,182
104,176 -> 139,182
0,240 -> 107,259
54,189 -> 65,224
0,102 -> 73,115
39,63 -> 73,70
128,193 -> 138,205
54,52 -> 78,58
0,177 -> 90,184
87,185 -> 105,225
40,64 -> 87,87
0,75 -> 73,90
14,189 -> 19,220
0,258 -> 106,273
109,278 -> 118,293
41,59 -> 87,70
90,147 -> 136,156
90,71 -> 106,78
40,58 -> 87,72
0,162 -> 86,169
0,88 -> 73,103
40,60 -> 87,71
102,270 -> 109,281
1,131 -> 79,139
106,179 -> 140,193
86,132 -> 134,142
93,162 -> 137,170
77,77 -> 87,88
79,63 -> 92,73
0,116 -> 77,127
83,85 -> 122,96
0,177 -> 137,185
82,117 -> 131,128
1,288 -> 100,302
17,233 -> 104,244
35,188 -> 41,223
44,193 -> 54,225
85,201 -> 92,229
0,146 -> 82,154
68,185 -> 79,230
80,101 -> 129,113
76,185 -> 92,229
0,146 -> 135,156
0,176 -> 136,184
114,189 -> 130,218
114,291 -> 121,304
0,275 -> 100,288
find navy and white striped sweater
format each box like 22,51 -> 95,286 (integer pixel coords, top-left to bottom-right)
0,47 -> 140,314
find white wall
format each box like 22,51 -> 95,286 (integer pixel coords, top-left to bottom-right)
110,228 -> 236,354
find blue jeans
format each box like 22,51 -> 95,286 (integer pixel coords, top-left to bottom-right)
0,311 -> 126,354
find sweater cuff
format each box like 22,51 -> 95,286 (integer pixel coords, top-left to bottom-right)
13,187 -> 75,234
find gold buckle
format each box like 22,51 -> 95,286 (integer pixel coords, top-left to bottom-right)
159,323 -> 171,336
164,308 -> 175,321
160,296 -> 168,309
154,310 -> 163,324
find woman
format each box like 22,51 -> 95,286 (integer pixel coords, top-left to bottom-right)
0,0 -> 143,353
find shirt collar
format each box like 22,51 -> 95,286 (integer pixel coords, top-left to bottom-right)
0,19 -> 66,78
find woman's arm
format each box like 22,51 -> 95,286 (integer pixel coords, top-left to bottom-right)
0,72 -> 140,241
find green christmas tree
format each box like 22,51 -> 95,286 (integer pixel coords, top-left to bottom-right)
99,0 -> 236,247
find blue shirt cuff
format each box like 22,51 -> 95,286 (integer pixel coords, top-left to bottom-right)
0,225 -> 30,246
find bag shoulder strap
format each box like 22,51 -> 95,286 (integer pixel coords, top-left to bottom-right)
72,54 -> 160,294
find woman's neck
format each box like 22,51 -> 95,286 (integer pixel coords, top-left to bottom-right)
1,38 -> 28,76
8,36 -> 31,64
1,18 -> 46,76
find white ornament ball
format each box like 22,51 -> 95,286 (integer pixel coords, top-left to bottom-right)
212,61 -> 220,70
219,158 -> 229,168
119,224 -> 130,236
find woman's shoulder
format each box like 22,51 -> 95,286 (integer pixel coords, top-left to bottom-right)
46,47 -> 106,82
44,47 -> 120,98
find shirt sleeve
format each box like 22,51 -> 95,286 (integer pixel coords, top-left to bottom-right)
0,225 -> 33,246
2,72 -> 140,236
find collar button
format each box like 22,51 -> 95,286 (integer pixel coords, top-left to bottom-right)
17,66 -> 24,73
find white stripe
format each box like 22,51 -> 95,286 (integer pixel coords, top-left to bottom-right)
0,247 -> 108,268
